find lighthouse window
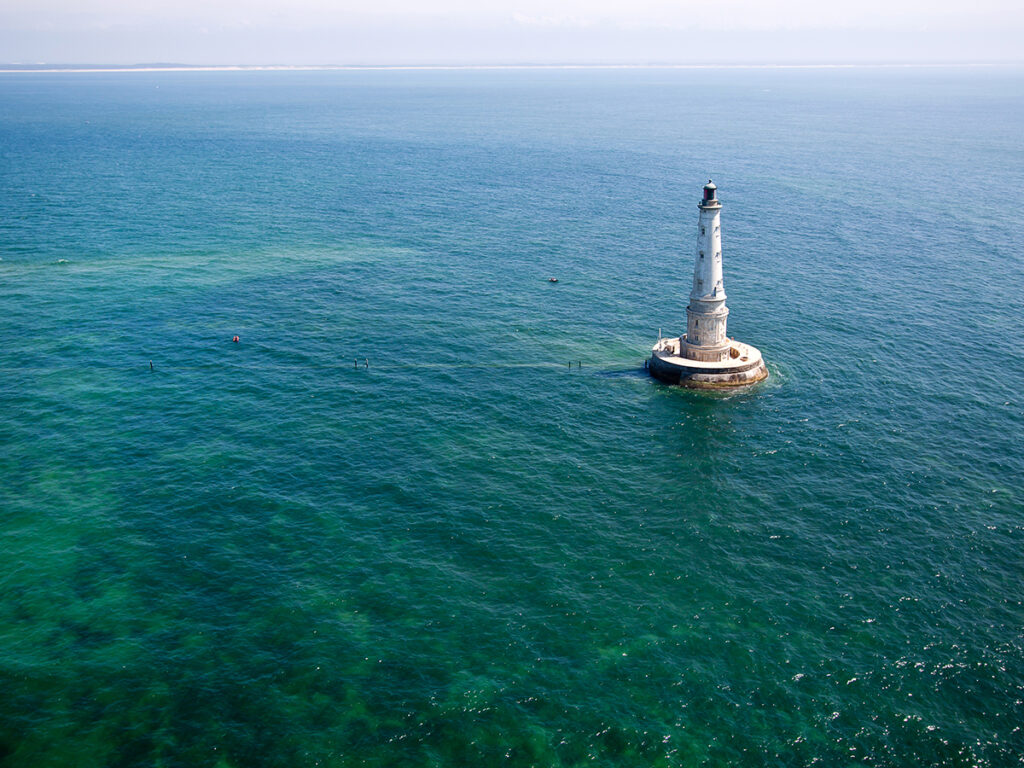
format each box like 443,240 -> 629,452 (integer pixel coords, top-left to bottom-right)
699,251 -> 704,259
701,226 -> 705,235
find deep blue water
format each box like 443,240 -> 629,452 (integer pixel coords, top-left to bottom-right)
1,67 -> 1023,767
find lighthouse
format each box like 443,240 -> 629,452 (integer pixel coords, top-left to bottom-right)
649,181 -> 768,388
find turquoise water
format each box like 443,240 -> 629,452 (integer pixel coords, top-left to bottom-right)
1,67 -> 1023,766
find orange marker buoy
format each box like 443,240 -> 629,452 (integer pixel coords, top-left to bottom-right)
232,336 -> 240,343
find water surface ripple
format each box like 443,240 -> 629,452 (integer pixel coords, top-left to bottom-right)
1,68 -> 1022,767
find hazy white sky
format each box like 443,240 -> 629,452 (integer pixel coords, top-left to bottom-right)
2,0 -> 1022,65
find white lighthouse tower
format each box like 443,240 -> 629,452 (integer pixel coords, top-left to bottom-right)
649,180 -> 768,388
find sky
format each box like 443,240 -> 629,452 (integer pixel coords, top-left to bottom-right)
1,0 -> 1022,66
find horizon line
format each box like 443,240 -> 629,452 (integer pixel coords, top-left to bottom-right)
1,62 -> 1020,74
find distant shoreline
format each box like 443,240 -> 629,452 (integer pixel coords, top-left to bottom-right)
0,62 -> 1008,74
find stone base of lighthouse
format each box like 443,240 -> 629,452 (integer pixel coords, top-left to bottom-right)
649,336 -> 768,389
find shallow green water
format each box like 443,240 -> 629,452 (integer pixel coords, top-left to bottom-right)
1,68 -> 1022,766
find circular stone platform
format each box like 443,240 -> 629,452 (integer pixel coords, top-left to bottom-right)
649,338 -> 769,389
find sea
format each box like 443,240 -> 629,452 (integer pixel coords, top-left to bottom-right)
1,66 -> 1022,767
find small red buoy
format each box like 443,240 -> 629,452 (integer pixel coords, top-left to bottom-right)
232,336 -> 240,343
